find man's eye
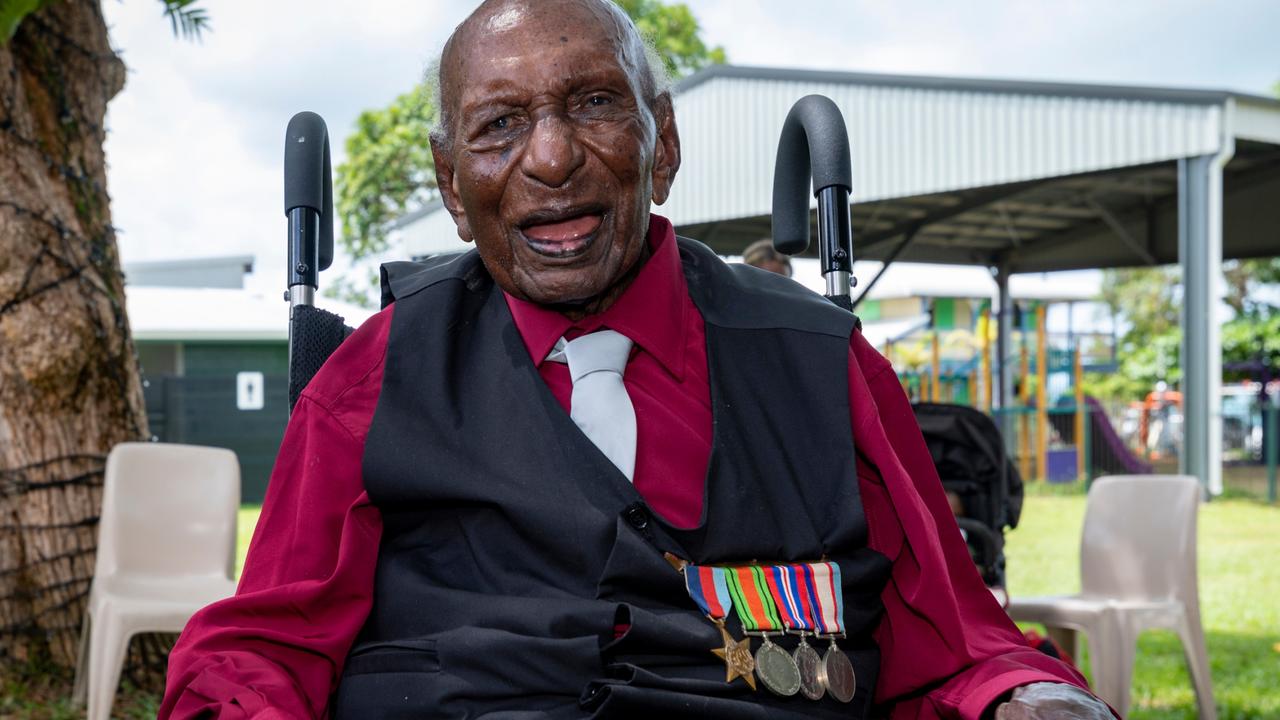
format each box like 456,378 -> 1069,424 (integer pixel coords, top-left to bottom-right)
587,95 -> 612,107
488,116 -> 511,131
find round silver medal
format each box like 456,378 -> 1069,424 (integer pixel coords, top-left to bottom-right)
818,642 -> 856,704
792,637 -> 825,700
754,638 -> 801,697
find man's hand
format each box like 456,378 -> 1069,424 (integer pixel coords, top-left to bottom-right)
994,682 -> 1115,720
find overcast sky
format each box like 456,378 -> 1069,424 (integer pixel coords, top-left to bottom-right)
100,0 -> 1280,293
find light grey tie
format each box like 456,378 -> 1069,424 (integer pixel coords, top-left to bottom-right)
546,330 -> 637,481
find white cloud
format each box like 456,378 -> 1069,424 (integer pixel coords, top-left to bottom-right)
689,0 -> 1278,92
103,1 -> 472,292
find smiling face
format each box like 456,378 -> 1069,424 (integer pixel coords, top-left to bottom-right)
431,0 -> 680,314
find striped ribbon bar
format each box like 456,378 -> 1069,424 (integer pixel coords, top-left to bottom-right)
792,563 -> 821,633
725,565 -> 784,632
763,564 -> 811,632
684,564 -> 734,621
685,561 -> 845,635
808,561 -> 845,636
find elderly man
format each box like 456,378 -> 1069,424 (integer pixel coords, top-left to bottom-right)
161,1 -> 1114,718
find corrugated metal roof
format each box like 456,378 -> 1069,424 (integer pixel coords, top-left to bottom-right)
124,255 -> 255,290
666,66 -> 1228,227
675,65 -> 1280,108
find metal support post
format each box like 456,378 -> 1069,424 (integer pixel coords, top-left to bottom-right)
1178,154 -> 1227,496
995,263 -> 1014,412
1268,401 -> 1277,504
993,263 -> 1016,459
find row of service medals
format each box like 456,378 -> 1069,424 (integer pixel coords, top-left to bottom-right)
677,557 -> 857,703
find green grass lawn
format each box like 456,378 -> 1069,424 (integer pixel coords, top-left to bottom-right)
1007,489 -> 1280,719
236,505 -> 259,577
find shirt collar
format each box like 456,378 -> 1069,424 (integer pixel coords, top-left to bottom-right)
503,214 -> 687,379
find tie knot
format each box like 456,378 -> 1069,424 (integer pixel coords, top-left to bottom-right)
551,330 -> 633,383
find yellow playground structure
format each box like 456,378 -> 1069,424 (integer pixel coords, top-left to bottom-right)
885,302 -> 1150,484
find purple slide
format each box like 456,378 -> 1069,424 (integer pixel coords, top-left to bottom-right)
1049,396 -> 1153,476
1084,396 -> 1154,475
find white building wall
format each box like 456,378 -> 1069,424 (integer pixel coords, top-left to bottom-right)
397,206 -> 470,258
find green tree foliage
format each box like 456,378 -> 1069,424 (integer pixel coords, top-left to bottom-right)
335,81 -> 436,261
1089,266 -> 1183,400
1221,257 -> 1280,379
331,0 -> 726,297
613,0 -> 726,78
1223,256 -> 1280,316
1091,258 -> 1280,401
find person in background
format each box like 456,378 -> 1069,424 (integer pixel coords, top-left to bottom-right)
742,238 -> 793,277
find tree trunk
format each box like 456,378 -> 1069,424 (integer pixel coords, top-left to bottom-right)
0,0 -> 147,670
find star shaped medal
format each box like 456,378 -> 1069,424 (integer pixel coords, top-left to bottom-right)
682,562 -> 756,690
711,618 -> 757,689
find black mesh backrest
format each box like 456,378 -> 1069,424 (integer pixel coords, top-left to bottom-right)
288,304 -> 353,411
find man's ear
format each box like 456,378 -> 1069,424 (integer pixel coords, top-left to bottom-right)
430,136 -> 473,243
649,94 -> 681,206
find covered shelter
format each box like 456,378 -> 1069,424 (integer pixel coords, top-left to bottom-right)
667,66 -> 1280,494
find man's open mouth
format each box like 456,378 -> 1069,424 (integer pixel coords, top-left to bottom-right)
518,209 -> 604,258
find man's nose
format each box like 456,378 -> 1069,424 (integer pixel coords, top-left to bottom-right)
520,114 -> 585,188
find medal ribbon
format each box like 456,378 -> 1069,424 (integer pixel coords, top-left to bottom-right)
765,564 -> 810,632
725,566 -> 783,632
684,561 -> 845,635
809,561 -> 845,635
684,564 -> 733,621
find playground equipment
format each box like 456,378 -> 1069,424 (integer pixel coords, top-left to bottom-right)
883,307 -> 990,409
884,299 -> 1149,484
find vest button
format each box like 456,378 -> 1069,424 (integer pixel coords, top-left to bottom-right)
624,506 -> 649,530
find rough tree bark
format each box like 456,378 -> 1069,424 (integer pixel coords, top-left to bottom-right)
0,0 -> 148,669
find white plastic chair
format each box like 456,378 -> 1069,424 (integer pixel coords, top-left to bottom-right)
72,442 -> 240,720
1007,475 -> 1215,719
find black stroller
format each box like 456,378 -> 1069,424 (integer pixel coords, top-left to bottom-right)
912,402 -> 1024,590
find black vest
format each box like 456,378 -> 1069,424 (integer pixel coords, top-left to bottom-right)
335,239 -> 892,719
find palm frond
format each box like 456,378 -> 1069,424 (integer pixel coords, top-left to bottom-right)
160,0 -> 208,41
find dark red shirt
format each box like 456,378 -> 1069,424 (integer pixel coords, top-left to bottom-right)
161,216 -> 1087,719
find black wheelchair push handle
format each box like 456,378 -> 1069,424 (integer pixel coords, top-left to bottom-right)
284,111 -> 335,302
771,95 -> 855,310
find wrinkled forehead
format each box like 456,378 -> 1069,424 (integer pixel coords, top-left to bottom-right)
442,0 -> 648,114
